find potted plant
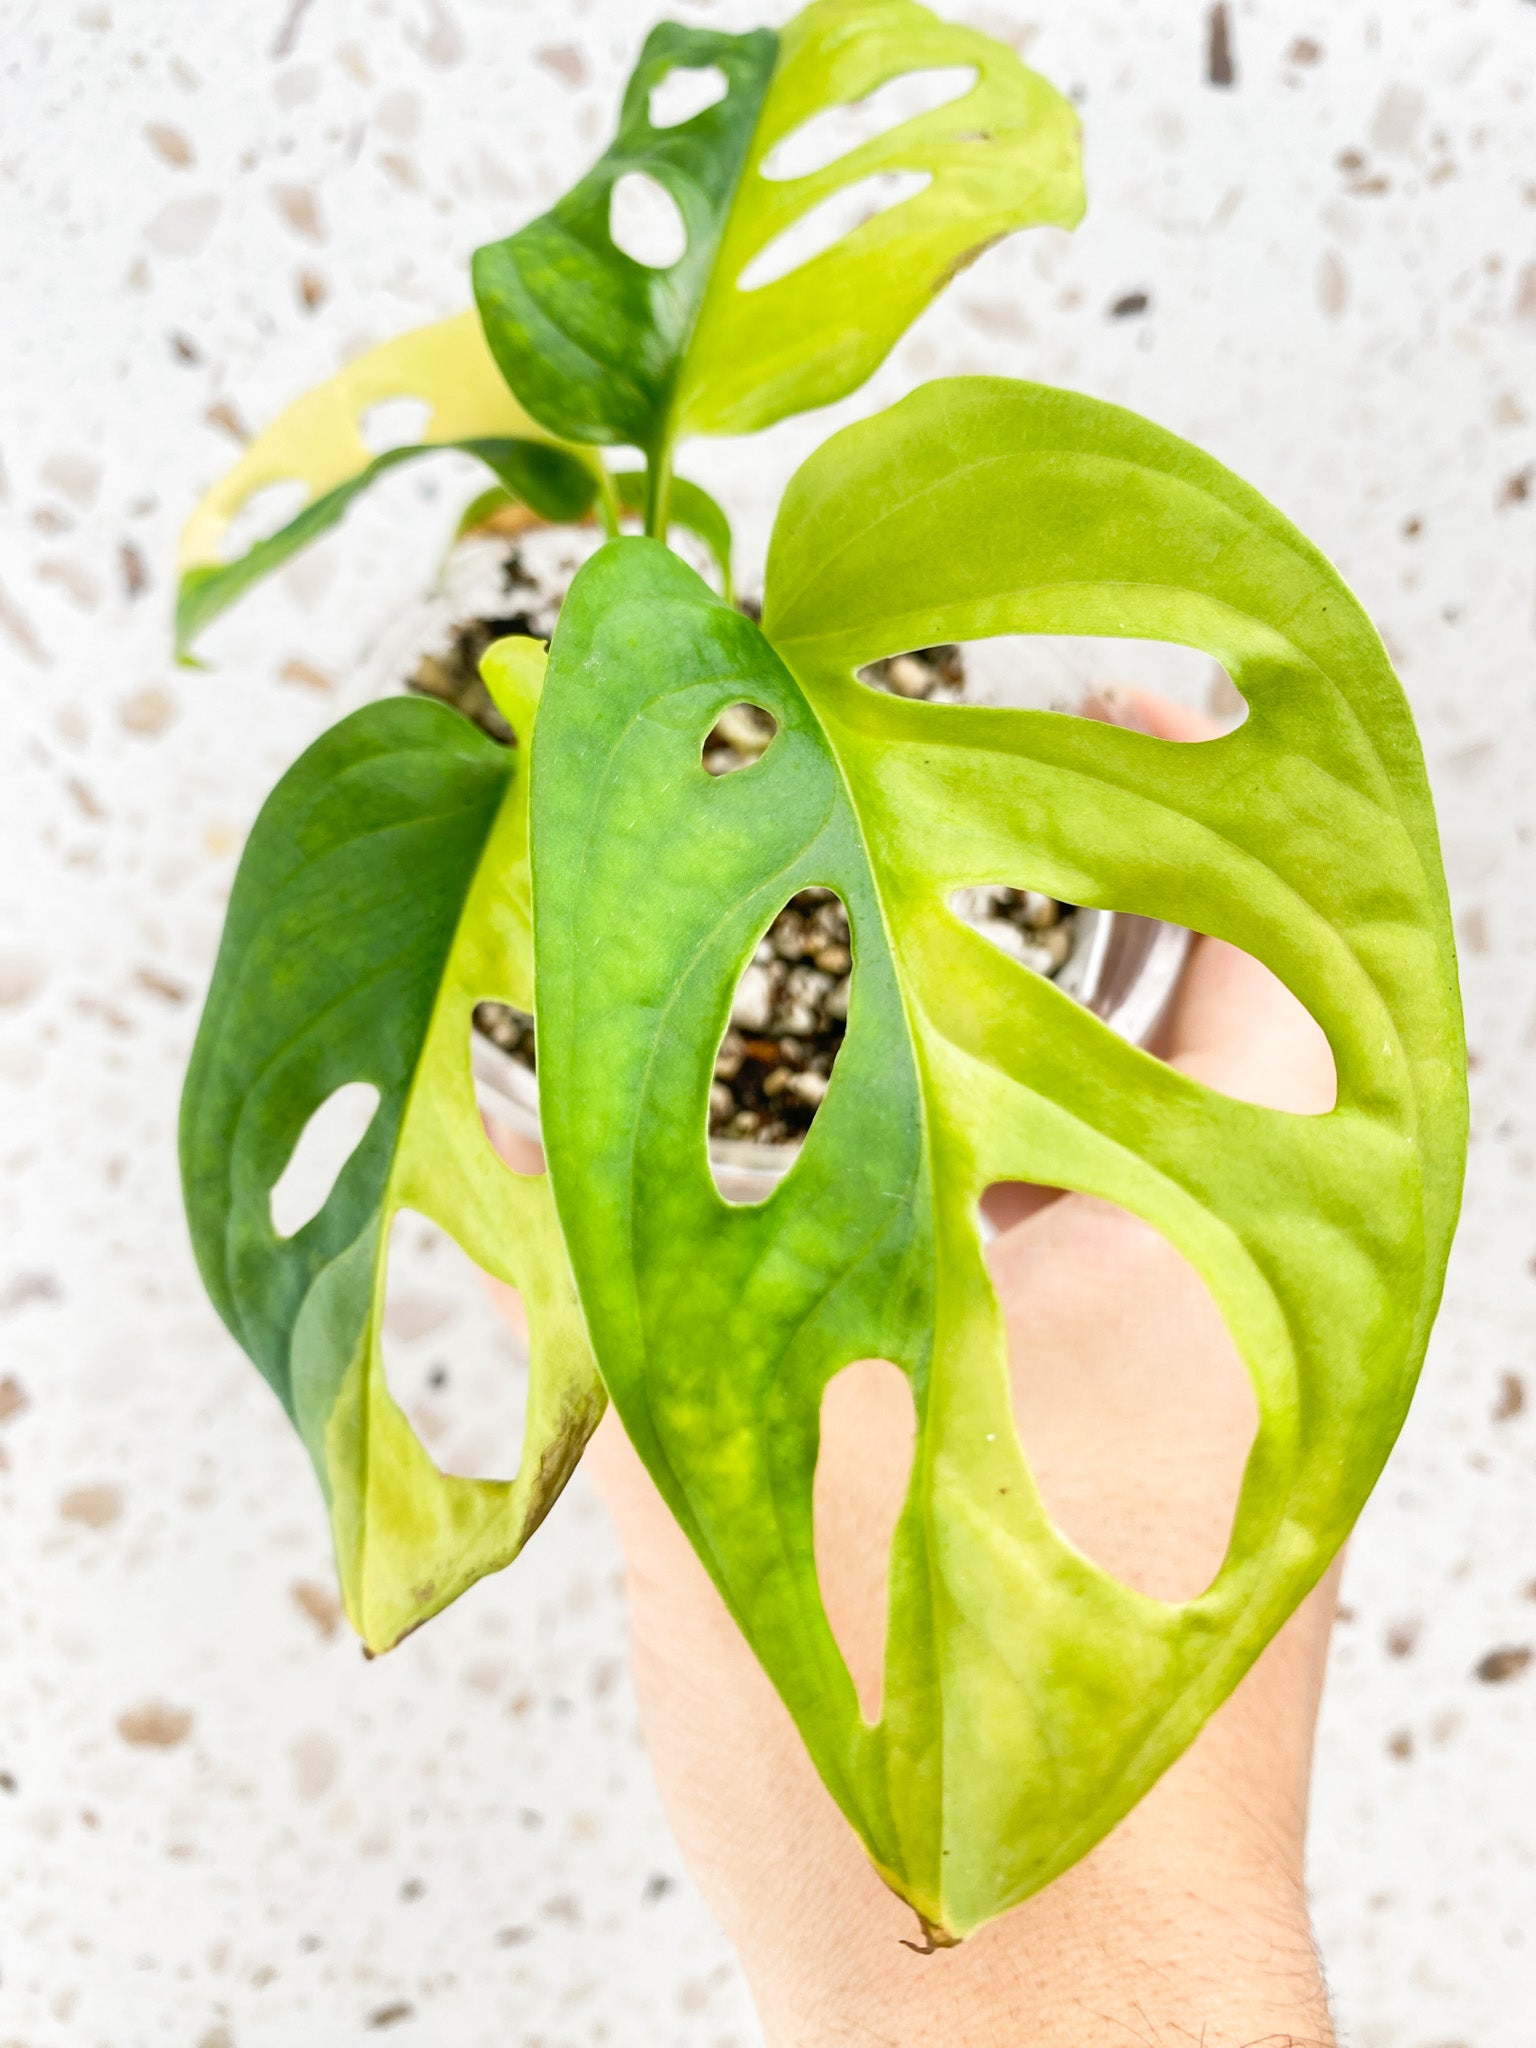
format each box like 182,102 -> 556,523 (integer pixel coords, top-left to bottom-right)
177,0 -> 1467,1949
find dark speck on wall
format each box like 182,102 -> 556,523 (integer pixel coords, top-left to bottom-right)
1110,291 -> 1150,319
1475,1646 -> 1532,1684
120,539 -> 149,598
1386,1619 -> 1422,1659
1493,1372 -> 1525,1421
366,2002 -> 415,2031
1208,4 -> 1236,87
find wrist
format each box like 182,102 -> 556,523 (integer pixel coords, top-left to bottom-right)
758,1877 -> 1332,2048
741,1789 -> 1331,2048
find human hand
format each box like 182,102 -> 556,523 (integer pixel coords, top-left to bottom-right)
495,689 -> 1341,2047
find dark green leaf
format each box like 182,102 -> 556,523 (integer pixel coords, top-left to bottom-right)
472,23 -> 779,455
182,655 -> 603,1651
473,1 -> 1083,472
177,437 -> 597,660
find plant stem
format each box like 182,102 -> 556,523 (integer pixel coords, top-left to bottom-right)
594,460 -> 622,542
644,444 -> 674,541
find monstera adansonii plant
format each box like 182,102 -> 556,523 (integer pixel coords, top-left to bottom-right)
177,0 -> 1466,1945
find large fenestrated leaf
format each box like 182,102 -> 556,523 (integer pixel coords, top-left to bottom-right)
473,1 -> 1082,482
175,312 -> 609,661
181,644 -> 603,1652
529,383 -> 1465,1937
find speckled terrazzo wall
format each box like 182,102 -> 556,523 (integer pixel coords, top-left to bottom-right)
1,2 -> 1533,2042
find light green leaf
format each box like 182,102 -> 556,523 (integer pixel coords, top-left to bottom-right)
473,1 -> 1082,483
683,0 -> 1084,438
181,644 -> 603,1653
455,483 -> 524,541
530,381 -> 1465,1938
175,311 -> 608,661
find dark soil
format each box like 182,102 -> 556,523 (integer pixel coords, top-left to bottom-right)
410,542 -> 1080,1147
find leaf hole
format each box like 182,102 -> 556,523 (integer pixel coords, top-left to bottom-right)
736,170 -> 931,293
649,62 -> 729,129
989,1190 -> 1257,1606
702,701 -> 777,777
1153,928 -> 1338,1115
709,889 -> 851,1188
949,882 -> 1337,1108
609,171 -> 688,270
216,478 -> 309,563
813,1359 -> 914,1724
864,641 -> 1269,1055
946,886 -> 1186,1048
947,886 -> 1081,985
358,395 -> 433,455
380,1209 -> 528,1483
760,66 -> 979,182
871,633 -> 1246,732
269,1081 -> 381,1239
470,1002 -> 547,1176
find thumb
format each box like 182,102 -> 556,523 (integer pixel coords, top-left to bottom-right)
1105,687 -> 1336,1118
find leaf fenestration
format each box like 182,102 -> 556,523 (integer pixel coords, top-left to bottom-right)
679,0 -> 1084,439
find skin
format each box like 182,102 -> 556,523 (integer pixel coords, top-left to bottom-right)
494,689 -> 1343,2048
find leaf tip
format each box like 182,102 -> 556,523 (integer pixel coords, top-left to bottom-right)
479,632 -> 549,737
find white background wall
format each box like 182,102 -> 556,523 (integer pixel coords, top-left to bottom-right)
1,0 -> 1533,2041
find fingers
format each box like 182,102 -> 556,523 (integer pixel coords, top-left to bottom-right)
1095,683 -> 1223,745
1161,936 -> 1337,1114
482,1111 -> 545,1179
